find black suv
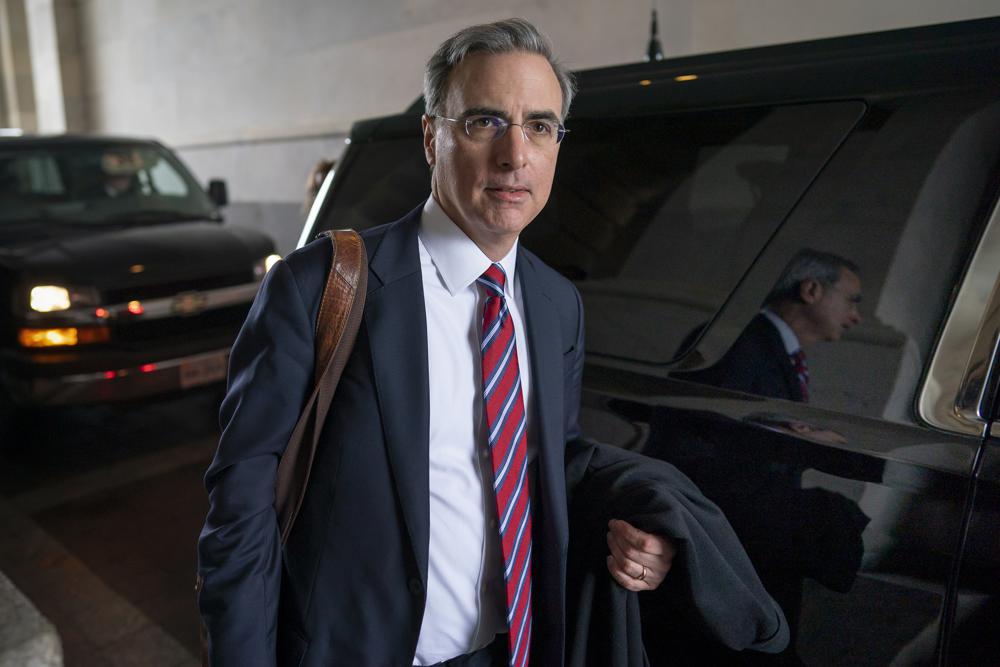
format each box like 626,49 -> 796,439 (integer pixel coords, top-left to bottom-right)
0,136 -> 277,425
303,18 -> 1000,666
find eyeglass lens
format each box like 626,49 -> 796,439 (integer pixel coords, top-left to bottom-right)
463,115 -> 563,145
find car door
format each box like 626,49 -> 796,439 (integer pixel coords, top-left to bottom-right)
937,205 -> 1000,665
570,89 -> 1000,664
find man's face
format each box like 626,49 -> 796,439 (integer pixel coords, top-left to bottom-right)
105,173 -> 132,195
422,51 -> 564,257
807,268 -> 863,342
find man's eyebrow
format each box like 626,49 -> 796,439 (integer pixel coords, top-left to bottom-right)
524,110 -> 561,122
458,107 -> 562,122
460,107 -> 508,119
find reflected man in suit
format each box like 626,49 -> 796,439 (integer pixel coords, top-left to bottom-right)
679,249 -> 862,402
663,249 -> 867,663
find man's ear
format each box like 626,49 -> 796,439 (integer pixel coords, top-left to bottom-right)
799,279 -> 823,304
422,115 -> 436,168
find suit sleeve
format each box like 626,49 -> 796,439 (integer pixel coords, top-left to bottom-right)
197,259 -> 316,666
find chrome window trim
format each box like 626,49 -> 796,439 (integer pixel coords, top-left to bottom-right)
23,281 -> 261,325
298,166 -> 336,250
920,195 -> 1000,435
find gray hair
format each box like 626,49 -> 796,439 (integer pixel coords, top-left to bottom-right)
423,18 -> 576,120
765,249 -> 860,305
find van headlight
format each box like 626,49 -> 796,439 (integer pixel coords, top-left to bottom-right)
253,254 -> 282,279
28,285 -> 99,312
30,285 -> 71,312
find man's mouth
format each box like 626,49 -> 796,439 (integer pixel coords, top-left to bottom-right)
486,185 -> 529,193
486,186 -> 530,202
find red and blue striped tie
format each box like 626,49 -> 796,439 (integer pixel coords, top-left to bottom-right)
478,263 -> 532,667
790,349 -> 810,402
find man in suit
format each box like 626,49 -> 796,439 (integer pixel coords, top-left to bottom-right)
666,249 -> 866,662
198,19 -> 786,667
676,249 -> 862,402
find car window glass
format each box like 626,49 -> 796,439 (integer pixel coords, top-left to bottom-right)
318,136 -> 429,232
0,142 -> 215,225
678,93 -> 1000,425
522,102 -> 865,363
147,156 -> 189,197
0,152 -> 62,195
21,154 -> 65,194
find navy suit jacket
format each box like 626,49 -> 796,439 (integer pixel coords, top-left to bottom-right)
198,208 -> 788,666
198,206 -> 593,666
675,314 -> 804,402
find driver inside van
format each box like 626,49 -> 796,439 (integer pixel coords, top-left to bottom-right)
91,148 -> 142,199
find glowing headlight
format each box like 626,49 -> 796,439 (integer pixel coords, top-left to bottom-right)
28,285 -> 99,313
254,254 -> 282,278
30,285 -> 71,312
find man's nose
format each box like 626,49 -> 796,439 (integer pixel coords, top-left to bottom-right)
494,125 -> 528,170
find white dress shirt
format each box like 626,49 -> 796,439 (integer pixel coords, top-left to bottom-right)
412,196 -> 534,665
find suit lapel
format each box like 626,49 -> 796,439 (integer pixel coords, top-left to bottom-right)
517,252 -> 568,549
756,314 -> 803,402
364,207 -> 431,582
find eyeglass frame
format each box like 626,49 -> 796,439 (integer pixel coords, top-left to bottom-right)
428,113 -> 569,146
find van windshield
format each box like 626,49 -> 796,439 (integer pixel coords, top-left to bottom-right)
0,141 -> 217,226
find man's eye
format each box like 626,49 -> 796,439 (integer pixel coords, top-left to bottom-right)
527,121 -> 555,135
469,116 -> 501,129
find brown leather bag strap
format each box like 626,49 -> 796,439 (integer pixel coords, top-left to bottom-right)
198,231 -> 366,667
274,229 -> 367,544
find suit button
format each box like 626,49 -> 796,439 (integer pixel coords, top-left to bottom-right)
408,578 -> 424,597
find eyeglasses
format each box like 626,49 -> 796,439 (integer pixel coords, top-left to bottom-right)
431,114 -> 569,146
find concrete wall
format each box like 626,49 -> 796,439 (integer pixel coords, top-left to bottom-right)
0,0 -> 38,131
178,133 -> 348,254
69,0 -> 1000,252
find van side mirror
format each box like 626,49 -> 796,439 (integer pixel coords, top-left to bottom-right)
208,179 -> 229,207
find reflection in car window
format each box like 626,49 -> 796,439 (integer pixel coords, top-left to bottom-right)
680,94 -> 1000,425
675,249 -> 863,404
523,102 -> 864,363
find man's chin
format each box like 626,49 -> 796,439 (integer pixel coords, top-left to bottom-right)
482,210 -> 537,236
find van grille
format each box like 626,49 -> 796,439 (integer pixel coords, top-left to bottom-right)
102,271 -> 253,304
111,304 -> 251,343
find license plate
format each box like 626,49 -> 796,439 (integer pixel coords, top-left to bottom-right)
179,354 -> 227,389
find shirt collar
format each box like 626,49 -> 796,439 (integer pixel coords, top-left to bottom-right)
760,308 -> 801,355
419,195 -> 518,298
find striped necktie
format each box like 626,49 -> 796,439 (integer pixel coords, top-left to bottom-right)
790,349 -> 810,402
477,263 -> 532,667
